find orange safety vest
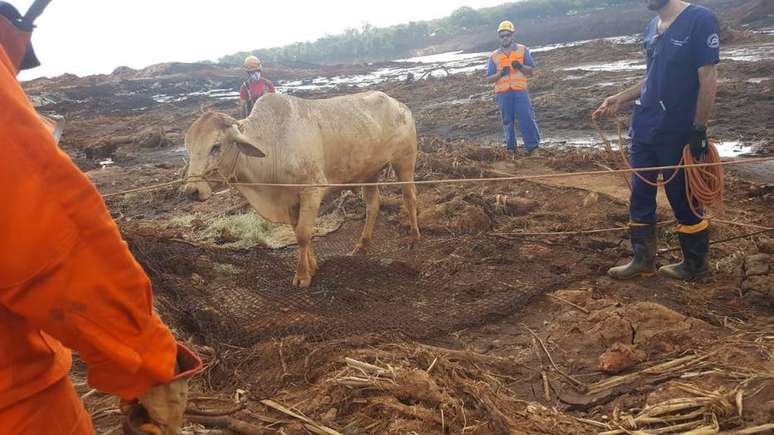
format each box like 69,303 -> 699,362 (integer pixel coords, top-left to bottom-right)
491,44 -> 528,93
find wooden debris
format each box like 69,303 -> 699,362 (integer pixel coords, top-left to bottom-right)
186,415 -> 263,435
548,293 -> 590,314
261,399 -> 342,435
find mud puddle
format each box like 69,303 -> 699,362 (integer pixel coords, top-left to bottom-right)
562,59 -> 645,72
723,42 -> 774,62
539,136 -> 753,158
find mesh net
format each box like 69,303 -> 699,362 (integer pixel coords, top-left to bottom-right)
128,218 -> 583,348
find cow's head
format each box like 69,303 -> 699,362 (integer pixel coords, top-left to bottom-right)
183,111 -> 266,201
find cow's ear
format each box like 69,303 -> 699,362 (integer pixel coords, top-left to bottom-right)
226,124 -> 266,158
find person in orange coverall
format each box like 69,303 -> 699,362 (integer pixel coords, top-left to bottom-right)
0,2 -> 202,434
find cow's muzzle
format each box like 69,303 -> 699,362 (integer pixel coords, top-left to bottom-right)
182,181 -> 212,201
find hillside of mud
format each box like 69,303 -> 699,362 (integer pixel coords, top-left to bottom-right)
81,141 -> 773,434
20,8 -> 774,435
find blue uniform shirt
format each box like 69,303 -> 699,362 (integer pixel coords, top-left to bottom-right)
631,5 -> 720,144
486,45 -> 535,77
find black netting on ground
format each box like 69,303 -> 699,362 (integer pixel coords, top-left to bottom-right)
128,221 -> 582,347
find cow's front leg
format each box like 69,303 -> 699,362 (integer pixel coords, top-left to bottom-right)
351,184 -> 380,255
307,246 -> 318,277
292,189 -> 323,288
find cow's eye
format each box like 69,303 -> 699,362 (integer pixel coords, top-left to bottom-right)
210,144 -> 221,156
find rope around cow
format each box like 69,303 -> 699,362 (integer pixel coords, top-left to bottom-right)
102,156 -> 774,198
100,155 -> 774,242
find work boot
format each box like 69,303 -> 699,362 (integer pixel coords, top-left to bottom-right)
608,224 -> 657,280
658,229 -> 710,280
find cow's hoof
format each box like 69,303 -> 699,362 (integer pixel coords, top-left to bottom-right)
349,246 -> 362,256
407,234 -> 421,249
350,243 -> 369,256
292,275 -> 312,288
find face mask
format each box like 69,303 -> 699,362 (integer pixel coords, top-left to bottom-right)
249,71 -> 261,81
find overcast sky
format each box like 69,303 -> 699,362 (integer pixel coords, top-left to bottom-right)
16,0 -> 510,80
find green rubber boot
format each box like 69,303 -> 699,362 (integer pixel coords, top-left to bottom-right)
658,229 -> 710,280
608,224 -> 657,280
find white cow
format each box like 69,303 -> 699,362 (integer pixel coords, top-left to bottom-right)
183,91 -> 421,287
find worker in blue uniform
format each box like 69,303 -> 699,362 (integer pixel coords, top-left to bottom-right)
486,20 -> 541,155
593,0 -> 720,281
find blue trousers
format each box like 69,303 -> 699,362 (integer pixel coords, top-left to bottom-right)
496,90 -> 540,151
629,137 -> 703,226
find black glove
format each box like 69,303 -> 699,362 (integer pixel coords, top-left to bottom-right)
500,66 -> 511,77
688,125 -> 708,160
511,60 -> 523,71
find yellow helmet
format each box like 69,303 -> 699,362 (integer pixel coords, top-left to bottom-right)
497,20 -> 515,34
243,55 -> 262,71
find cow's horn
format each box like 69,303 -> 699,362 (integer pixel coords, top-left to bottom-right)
226,125 -> 266,158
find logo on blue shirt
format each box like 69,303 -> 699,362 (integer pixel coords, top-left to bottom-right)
670,36 -> 690,47
706,33 -> 719,49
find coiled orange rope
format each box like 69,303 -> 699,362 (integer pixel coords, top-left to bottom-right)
682,142 -> 724,218
592,117 -> 725,219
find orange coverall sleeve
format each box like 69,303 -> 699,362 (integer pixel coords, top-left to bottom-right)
0,49 -> 178,400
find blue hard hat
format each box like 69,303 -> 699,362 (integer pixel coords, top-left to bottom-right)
0,1 -> 41,70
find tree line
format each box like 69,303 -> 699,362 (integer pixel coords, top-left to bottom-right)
219,0 -> 638,66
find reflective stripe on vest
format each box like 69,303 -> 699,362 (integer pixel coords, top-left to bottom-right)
492,45 -> 528,93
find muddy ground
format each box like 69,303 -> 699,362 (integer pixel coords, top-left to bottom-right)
24,20 -> 774,435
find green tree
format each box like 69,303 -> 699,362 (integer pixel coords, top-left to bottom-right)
217,0 -> 640,66
449,6 -> 484,29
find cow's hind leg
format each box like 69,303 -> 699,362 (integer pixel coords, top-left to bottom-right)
292,189 -> 323,288
393,158 -> 421,242
351,181 -> 380,255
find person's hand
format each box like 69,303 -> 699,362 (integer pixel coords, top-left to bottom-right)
500,66 -> 511,77
122,383 -> 187,435
593,95 -> 621,120
137,378 -> 188,435
688,125 -> 709,160
122,344 -> 202,435
511,60 -> 523,71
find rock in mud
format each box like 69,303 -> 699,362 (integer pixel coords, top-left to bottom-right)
84,141 -> 119,159
587,310 -> 634,347
91,126 -> 174,153
392,368 -> 450,405
744,253 -> 771,276
757,239 -> 774,255
587,302 -> 714,354
741,253 -> 773,304
419,195 -> 493,234
494,194 -> 538,216
741,276 -> 774,305
598,342 -> 646,374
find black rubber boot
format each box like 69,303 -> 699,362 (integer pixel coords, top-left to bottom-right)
608,224 -> 657,280
658,229 -> 710,280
